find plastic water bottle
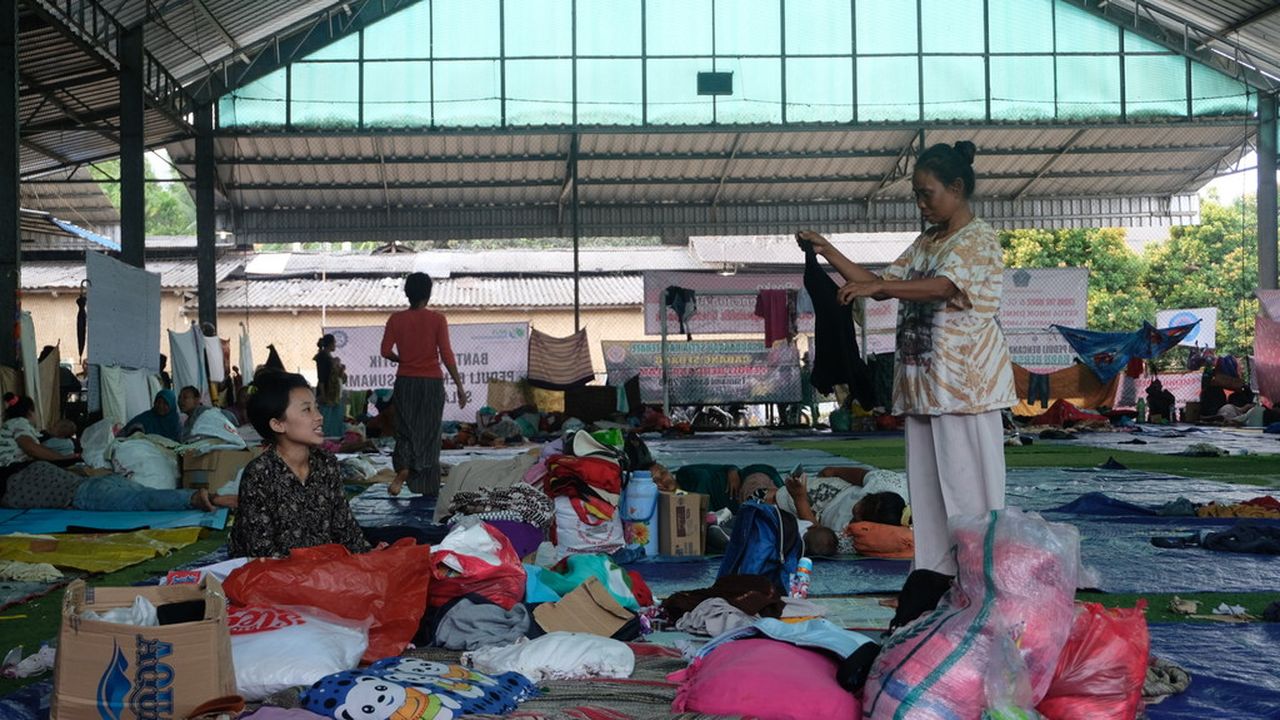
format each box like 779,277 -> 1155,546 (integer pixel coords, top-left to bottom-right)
789,557 -> 813,599
623,471 -> 661,557
1136,398 -> 1147,423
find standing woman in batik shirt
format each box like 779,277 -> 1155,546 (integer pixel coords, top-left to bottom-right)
797,141 -> 1017,623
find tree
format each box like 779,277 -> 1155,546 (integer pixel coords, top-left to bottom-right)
1001,226 -> 1156,332
91,159 -> 197,236
1143,197 -> 1259,356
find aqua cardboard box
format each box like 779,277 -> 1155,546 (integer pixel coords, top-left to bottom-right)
52,577 -> 235,720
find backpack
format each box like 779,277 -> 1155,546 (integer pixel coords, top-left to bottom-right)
717,501 -> 804,593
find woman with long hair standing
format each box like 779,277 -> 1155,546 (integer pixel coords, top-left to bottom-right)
380,273 -> 468,496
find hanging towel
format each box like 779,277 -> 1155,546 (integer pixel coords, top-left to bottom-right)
527,329 -> 595,390
37,346 -> 61,431
239,327 -> 255,384
204,335 -> 227,383
754,290 -> 797,349
1027,372 -> 1051,408
664,287 -> 697,341
19,313 -> 43,428
169,327 -> 204,394
803,249 -> 875,408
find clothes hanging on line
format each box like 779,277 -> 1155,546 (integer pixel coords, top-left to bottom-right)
527,329 -> 595,390
1027,372 -> 1051,408
664,287 -> 697,341
754,290 -> 797,349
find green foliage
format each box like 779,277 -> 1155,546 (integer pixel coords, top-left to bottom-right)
998,197 -> 1266,356
1143,197 -> 1259,356
1000,226 -> 1156,332
90,158 -> 197,236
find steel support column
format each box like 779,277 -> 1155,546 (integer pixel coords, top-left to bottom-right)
195,103 -> 218,330
119,25 -> 146,268
1260,92 -> 1278,291
0,1 -> 19,367
570,134 -> 580,330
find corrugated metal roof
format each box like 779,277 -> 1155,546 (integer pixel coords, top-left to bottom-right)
21,258 -> 242,291
689,233 -> 914,267
1111,0 -> 1280,82
20,169 -> 119,229
216,274 -> 644,310
244,247 -> 712,278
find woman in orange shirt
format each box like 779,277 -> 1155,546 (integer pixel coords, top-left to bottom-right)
380,273 -> 468,496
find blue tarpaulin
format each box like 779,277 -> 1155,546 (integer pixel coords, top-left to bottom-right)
1054,322 -> 1198,381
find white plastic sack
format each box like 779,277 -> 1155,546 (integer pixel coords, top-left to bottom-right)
79,418 -> 117,469
83,596 -> 159,626
229,606 -> 369,701
552,495 -> 624,559
111,438 -> 180,490
436,516 -> 504,572
187,409 -> 247,447
462,632 -> 634,682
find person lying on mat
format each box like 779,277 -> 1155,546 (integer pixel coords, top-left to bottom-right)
779,484 -> 911,559
649,462 -> 784,513
0,460 -> 230,513
117,389 -> 182,442
0,397 -> 228,514
775,466 -> 908,530
0,394 -> 80,471
229,372 -> 370,559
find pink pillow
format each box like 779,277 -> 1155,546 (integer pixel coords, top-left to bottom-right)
670,639 -> 861,720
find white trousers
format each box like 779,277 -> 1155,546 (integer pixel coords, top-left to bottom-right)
904,411 -> 1006,575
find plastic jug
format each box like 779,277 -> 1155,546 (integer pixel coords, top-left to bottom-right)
622,471 -> 661,557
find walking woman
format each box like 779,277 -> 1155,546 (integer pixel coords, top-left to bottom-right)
314,334 -> 347,438
380,273 -> 468,496
798,141 -> 1016,624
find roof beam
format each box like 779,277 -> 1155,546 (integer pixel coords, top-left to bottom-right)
1175,133 -> 1255,193
1014,128 -> 1089,200
709,133 -> 744,209
866,130 -> 923,202
190,0 -> 424,103
1059,0 -> 1278,90
189,0 -> 251,65
180,142 -> 1242,167
1218,4 -> 1280,36
222,165 -> 1219,193
557,133 -> 577,225
17,72 -> 121,145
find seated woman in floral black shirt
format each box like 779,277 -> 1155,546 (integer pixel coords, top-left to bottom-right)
229,372 -> 370,558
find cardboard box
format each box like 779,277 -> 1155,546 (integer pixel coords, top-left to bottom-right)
532,576 -> 633,636
181,448 -> 261,493
659,491 -> 708,557
52,577 -> 236,720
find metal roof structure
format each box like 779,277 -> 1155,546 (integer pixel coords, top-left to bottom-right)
19,168 -> 118,231
11,0 -> 1280,246
244,246 -> 710,278
20,256 -> 242,291
1098,1 -> 1280,86
215,274 -> 644,311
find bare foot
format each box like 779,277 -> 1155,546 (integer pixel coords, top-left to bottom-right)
211,494 -> 238,510
191,489 -> 215,512
388,470 -> 407,497
878,596 -> 900,609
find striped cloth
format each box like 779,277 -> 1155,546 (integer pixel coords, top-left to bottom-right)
527,329 -> 595,390
392,376 -> 445,495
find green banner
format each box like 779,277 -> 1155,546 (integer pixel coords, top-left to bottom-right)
603,340 -> 802,405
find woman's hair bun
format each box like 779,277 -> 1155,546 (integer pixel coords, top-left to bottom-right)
952,140 -> 976,166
